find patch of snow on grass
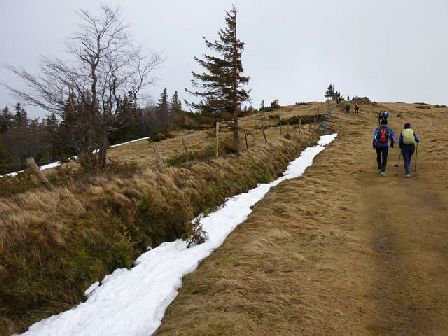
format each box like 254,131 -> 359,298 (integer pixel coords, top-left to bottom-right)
1,137 -> 150,178
19,134 -> 337,336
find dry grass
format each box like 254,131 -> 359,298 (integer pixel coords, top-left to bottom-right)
0,103 -> 325,335
155,101 -> 448,335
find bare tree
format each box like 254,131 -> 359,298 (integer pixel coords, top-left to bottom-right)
5,5 -> 162,168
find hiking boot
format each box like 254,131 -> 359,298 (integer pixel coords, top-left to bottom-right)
405,174 -> 411,178
380,172 -> 386,176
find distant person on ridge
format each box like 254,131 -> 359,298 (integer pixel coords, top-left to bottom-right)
399,122 -> 421,178
373,119 -> 395,176
378,110 -> 389,125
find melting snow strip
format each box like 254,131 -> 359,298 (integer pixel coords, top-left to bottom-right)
1,137 -> 150,178
19,134 -> 337,336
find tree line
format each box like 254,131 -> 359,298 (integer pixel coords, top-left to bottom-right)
2,4 -> 250,171
0,89 -> 185,174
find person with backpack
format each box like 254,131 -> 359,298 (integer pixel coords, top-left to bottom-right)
377,110 -> 389,125
399,122 -> 421,178
373,119 -> 395,176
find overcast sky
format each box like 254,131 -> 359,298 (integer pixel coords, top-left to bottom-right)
1,0 -> 447,118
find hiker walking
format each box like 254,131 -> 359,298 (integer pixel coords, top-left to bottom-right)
399,122 -> 421,178
373,119 -> 395,176
377,110 -> 388,125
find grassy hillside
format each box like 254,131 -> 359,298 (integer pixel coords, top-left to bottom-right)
155,101 -> 448,335
0,103 -> 327,335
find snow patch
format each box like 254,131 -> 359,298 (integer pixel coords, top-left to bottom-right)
0,137 -> 150,178
109,137 -> 150,148
84,282 -> 99,298
18,134 -> 337,336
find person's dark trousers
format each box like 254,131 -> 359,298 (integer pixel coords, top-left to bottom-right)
376,146 -> 389,172
401,144 -> 415,174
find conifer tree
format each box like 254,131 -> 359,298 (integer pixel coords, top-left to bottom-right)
171,91 -> 182,113
157,88 -> 169,130
14,103 -> 27,127
171,91 -> 184,128
188,5 -> 249,153
0,107 -> 12,133
325,84 -> 335,99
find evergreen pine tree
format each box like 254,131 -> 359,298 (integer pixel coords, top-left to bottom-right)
45,112 -> 58,130
171,91 -> 182,113
14,103 -> 27,127
171,91 -> 184,128
157,88 -> 170,130
0,107 -> 12,133
325,84 -> 335,99
188,5 -> 249,153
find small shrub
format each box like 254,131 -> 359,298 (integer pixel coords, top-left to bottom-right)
222,141 -> 239,155
151,133 -> 167,142
166,144 -> 218,166
184,218 -> 207,248
270,99 -> 280,109
252,169 -> 272,184
352,97 -> 375,104
278,114 -> 322,126
135,191 -> 193,248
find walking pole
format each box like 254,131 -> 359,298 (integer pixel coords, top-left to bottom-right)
414,142 -> 419,173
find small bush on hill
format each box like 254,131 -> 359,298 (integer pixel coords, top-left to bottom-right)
135,191 -> 193,248
184,218 -> 207,248
270,99 -> 280,109
352,96 -> 374,104
166,145 -> 216,166
278,114 -> 324,126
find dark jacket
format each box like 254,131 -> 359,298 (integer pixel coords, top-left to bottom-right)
373,125 -> 395,148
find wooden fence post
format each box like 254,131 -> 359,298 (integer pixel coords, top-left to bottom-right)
298,118 -> 302,136
279,123 -> 283,135
244,133 -> 249,150
181,138 -> 189,163
215,122 -> 220,158
261,123 -> 267,142
152,143 -> 165,171
26,158 -> 53,190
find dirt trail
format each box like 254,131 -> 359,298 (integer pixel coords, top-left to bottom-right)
156,103 -> 448,335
